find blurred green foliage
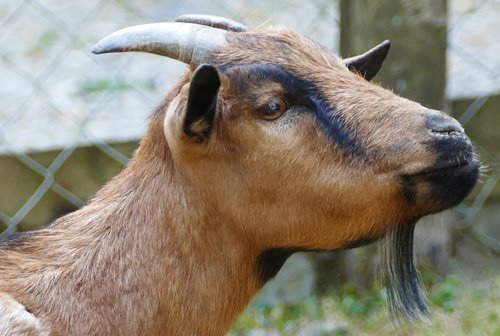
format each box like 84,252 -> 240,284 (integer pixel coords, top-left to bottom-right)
230,269 -> 499,335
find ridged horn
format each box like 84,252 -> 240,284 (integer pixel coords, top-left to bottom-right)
175,14 -> 248,32
91,22 -> 227,65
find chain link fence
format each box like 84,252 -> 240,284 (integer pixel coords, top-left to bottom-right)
0,0 -> 498,252
447,0 -> 500,254
0,0 -> 338,238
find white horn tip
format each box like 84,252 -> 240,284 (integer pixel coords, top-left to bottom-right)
91,40 -> 121,55
91,44 -> 105,54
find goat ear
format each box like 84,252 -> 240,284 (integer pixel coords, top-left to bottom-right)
183,64 -> 221,142
344,40 -> 390,81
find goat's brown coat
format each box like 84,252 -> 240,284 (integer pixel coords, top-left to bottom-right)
0,27 -> 477,335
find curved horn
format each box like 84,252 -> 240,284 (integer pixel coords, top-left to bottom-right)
175,14 -> 248,32
91,22 -> 227,65
344,40 -> 391,81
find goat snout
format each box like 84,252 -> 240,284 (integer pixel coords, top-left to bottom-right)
426,113 -> 464,138
424,112 -> 475,171
425,112 -> 475,168
400,111 -> 479,212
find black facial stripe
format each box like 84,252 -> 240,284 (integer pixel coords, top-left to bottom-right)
309,96 -> 365,157
220,64 -> 366,157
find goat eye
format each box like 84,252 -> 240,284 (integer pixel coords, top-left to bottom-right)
259,98 -> 287,120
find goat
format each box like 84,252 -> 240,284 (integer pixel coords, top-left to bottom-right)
0,15 -> 479,335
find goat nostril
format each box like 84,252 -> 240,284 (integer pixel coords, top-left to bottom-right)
430,126 -> 460,136
426,114 -> 463,137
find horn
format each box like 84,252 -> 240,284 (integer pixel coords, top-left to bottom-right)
175,14 -> 248,32
91,22 -> 227,65
344,40 -> 391,81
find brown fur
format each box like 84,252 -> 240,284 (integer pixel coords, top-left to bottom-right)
0,26 -> 475,335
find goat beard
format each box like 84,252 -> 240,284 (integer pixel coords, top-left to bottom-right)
380,221 -> 430,323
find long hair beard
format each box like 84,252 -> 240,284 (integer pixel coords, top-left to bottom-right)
381,221 -> 430,322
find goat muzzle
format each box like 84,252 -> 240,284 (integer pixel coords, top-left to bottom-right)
403,112 -> 479,211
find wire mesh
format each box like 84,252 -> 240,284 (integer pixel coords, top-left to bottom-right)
0,0 -> 339,237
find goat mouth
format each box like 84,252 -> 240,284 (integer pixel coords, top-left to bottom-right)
405,159 -> 475,179
400,156 -> 479,211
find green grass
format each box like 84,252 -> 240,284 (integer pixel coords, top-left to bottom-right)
230,272 -> 500,335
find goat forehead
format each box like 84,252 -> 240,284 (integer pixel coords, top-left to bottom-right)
217,28 -> 345,73
215,30 -> 378,103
